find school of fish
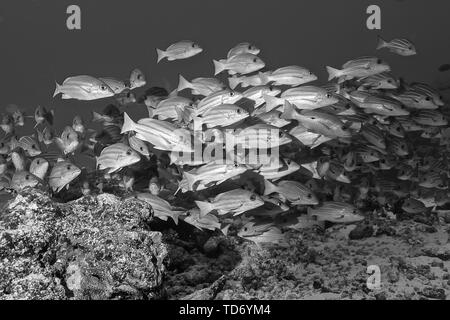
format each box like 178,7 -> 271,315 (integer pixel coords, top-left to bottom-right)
1,37 -> 450,247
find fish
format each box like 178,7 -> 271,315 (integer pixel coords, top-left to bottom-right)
259,158 -> 300,181
121,113 -> 200,152
410,83 -> 445,107
376,36 -> 417,56
115,90 -> 137,106
264,86 -> 339,112
361,124 -> 386,149
156,40 -> 203,63
308,202 -> 364,223
96,143 -> 141,173
282,102 -> 352,139
256,110 -> 291,128
354,96 -> 410,116
34,106 -> 54,127
11,171 -> 41,191
402,198 -> 426,214
54,75 -> 115,100
194,104 -> 249,128
181,162 -> 248,192
227,42 -> 260,58
263,180 -> 318,205
326,57 -> 390,82
358,73 -> 398,90
29,158 -> 49,180
195,189 -> 264,216
18,136 -> 41,157
129,69 -> 146,89
92,104 -> 122,124
389,89 -> 439,110
48,160 -> 81,193
153,96 -> 194,122
244,85 -> 281,110
128,135 -> 150,158
227,124 -> 292,149
10,149 -> 27,172
237,222 -> 285,245
130,193 -> 185,224
265,66 -> 318,87
228,72 -> 272,89
195,89 -> 243,115
213,53 -> 265,75
177,75 -> 226,96
183,209 -> 229,235
412,110 -> 448,127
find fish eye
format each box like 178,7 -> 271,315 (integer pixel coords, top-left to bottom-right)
286,159 -> 291,165
341,125 -> 346,130
253,58 -> 257,63
248,45 -> 252,50
326,94 -> 332,98
67,165 -> 71,170
230,91 -> 235,97
36,160 -> 40,164
377,59 -> 382,64
126,149 -> 132,155
244,227 -> 248,232
101,86 -> 107,91
137,75 -> 142,79
307,194 -> 312,199
186,211 -> 191,217
192,43 -> 196,48
250,194 -> 256,201
237,109 -> 241,114
387,80 -> 392,83
425,97 -> 431,101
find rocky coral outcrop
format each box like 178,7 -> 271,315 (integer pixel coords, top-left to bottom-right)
0,189 -> 167,300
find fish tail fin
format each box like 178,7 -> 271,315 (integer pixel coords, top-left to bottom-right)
171,211 -> 182,225
121,112 -> 136,134
259,71 -> 270,84
177,74 -> 191,92
228,76 -> 240,90
213,60 -> 226,76
263,94 -> 281,112
263,179 -> 278,196
376,35 -> 387,50
221,224 -> 230,236
53,82 -> 61,98
326,66 -> 342,81
183,171 -> 196,190
195,200 -> 214,217
156,48 -> 166,63
281,100 -> 296,120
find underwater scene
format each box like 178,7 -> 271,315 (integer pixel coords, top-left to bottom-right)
1,0 -> 450,302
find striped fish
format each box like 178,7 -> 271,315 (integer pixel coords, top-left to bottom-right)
389,89 -> 438,110
195,89 -> 243,115
237,222 -> 285,245
54,75 -> 115,101
243,85 -> 281,109
213,53 -> 265,75
128,135 -> 150,158
263,180 -> 318,206
358,72 -> 398,90
265,65 -> 317,87
98,77 -> 127,94
228,123 -> 292,149
264,86 -> 338,112
411,83 -> 445,106
178,75 -> 226,96
49,160 -> 81,193
96,143 -> 141,173
361,124 -> 386,149
412,110 -> 448,127
227,42 -> 260,58
327,57 -> 390,82
131,193 -> 185,224
156,40 -> 203,63
18,136 -> 41,157
388,137 -> 409,157
308,201 -> 364,223
355,96 -> 410,116
376,36 -> 416,56
228,72 -> 272,90
153,96 -> 194,122
122,113 -> 199,152
11,171 -> 41,191
195,189 -> 264,216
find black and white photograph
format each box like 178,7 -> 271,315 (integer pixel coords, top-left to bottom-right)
1,0 -> 450,308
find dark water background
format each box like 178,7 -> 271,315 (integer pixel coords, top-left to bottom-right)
1,0 -> 450,131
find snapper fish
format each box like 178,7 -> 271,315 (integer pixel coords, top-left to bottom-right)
307,201 -> 364,223
177,75 -> 226,96
18,136 -> 41,157
130,193 -> 185,224
195,89 -> 243,115
183,209 -> 230,235
54,126 -> 80,155
264,66 -> 318,87
54,75 -> 115,101
376,36 -> 417,56
156,40 -> 203,63
98,77 -> 127,94
11,171 -> 41,192
237,222 -> 286,246
326,57 -> 390,82
195,189 -> 264,216
227,42 -> 260,58
49,160 -> 81,193
96,143 -> 141,174
29,158 -> 49,180
228,71 -> 272,89
213,53 -> 265,75
264,180 -> 318,205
